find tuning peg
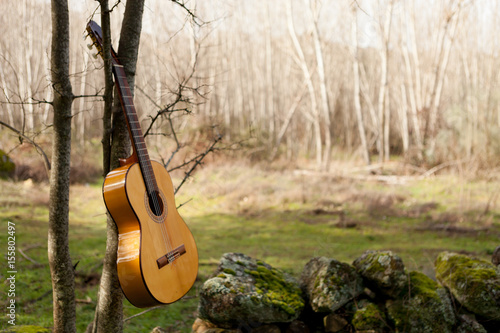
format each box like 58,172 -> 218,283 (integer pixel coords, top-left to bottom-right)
87,43 -> 94,50
83,33 -> 89,40
93,53 -> 99,59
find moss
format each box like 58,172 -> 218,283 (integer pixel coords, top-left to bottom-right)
351,301 -> 387,331
200,253 -> 305,326
0,325 -> 51,333
435,252 -> 500,320
408,271 -> 440,302
386,271 -> 455,333
249,263 -> 304,315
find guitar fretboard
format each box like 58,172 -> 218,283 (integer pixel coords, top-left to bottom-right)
112,64 -> 158,194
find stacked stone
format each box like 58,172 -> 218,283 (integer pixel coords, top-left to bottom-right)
192,250 -> 500,333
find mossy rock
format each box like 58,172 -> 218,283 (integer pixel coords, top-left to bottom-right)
300,257 -> 364,313
351,299 -> 389,332
0,325 -> 51,333
352,250 -> 408,299
0,149 -> 15,178
435,251 -> 500,321
386,271 -> 456,333
198,253 -> 304,328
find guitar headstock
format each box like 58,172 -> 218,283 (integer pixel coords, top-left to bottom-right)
86,20 -> 104,60
86,20 -> 121,66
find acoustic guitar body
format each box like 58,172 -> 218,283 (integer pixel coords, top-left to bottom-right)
103,161 -> 198,308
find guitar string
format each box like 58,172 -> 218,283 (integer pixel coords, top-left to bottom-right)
118,74 -> 174,259
137,134 -> 175,259
143,159 -> 175,259
134,125 -> 175,259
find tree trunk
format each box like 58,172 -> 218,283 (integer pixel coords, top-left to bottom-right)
377,0 -> 394,162
426,1 -> 461,156
306,0 -> 332,171
48,0 -> 75,332
351,5 -> 370,165
286,0 -> 322,169
92,1 -> 145,332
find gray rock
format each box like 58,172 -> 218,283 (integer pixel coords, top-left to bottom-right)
352,250 -> 408,299
323,313 -> 348,332
300,257 -> 364,313
198,253 -> 304,328
455,314 -> 487,333
435,251 -> 500,321
386,271 -> 456,333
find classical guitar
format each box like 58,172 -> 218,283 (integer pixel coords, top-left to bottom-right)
86,20 -> 198,308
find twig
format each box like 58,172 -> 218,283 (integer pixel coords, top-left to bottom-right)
18,248 -> 41,266
0,120 -> 51,176
123,305 -> 164,323
24,289 -> 52,306
122,295 -> 197,323
176,198 -> 192,210
421,159 -> 466,177
76,296 -> 94,304
174,133 -> 222,194
169,0 -> 204,27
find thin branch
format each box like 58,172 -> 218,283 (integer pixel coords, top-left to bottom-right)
122,295 -> 196,323
0,99 -> 52,106
174,133 -> 222,194
18,248 -> 42,266
176,198 -> 192,210
0,120 -> 51,176
169,0 -> 204,27
72,92 -> 105,100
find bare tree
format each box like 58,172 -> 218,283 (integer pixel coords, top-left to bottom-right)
377,0 -> 394,162
306,0 -> 332,170
286,0 -> 322,169
48,0 -> 75,331
425,0 -> 463,158
350,4 -> 370,165
90,1 -> 146,332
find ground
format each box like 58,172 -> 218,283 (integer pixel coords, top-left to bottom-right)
0,160 -> 499,332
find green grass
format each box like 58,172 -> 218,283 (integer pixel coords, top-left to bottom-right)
1,163 -> 499,332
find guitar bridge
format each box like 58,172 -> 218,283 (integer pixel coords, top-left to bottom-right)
156,244 -> 186,269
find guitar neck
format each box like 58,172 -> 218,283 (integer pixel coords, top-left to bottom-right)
112,64 -> 158,193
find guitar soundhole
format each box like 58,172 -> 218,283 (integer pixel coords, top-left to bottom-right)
148,191 -> 163,216
145,190 -> 167,223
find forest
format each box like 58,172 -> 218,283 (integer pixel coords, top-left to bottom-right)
0,0 -> 499,332
2,0 -> 500,171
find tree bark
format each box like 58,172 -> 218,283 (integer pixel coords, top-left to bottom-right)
92,1 -> 145,332
48,0 -> 75,332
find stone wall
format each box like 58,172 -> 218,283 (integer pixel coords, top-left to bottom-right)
193,249 -> 500,333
